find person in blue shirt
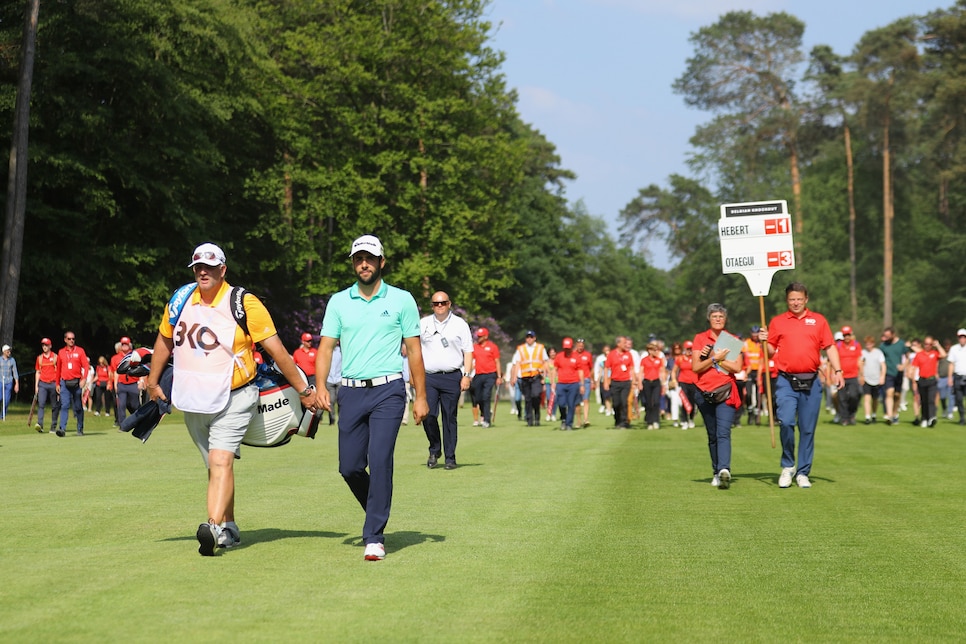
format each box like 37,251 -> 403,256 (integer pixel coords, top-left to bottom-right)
0,344 -> 20,419
313,235 -> 428,561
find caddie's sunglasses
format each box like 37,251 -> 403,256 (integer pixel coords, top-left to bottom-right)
65,336 -> 75,341
193,251 -> 220,262
431,300 -> 450,307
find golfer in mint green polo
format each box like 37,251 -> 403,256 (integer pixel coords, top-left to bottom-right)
313,235 -> 428,561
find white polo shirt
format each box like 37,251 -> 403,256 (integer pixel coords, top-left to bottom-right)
419,312 -> 472,374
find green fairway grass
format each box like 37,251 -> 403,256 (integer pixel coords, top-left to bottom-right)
2,401 -> 965,642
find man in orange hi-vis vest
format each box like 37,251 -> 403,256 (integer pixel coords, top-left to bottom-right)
743,326 -> 763,425
510,330 -> 549,427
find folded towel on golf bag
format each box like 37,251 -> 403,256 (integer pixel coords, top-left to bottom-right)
120,365 -> 173,442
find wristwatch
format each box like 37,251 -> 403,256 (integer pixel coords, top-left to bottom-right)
299,385 -> 315,397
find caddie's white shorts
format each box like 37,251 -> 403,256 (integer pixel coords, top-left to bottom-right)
184,384 -> 258,468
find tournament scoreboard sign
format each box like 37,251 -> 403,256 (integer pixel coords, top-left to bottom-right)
718,200 -> 795,296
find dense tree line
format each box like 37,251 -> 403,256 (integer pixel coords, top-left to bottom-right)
2,0 -> 965,371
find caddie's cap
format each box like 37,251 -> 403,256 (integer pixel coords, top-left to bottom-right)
1,344 -> 9,352
683,340 -> 693,349
41,338 -> 52,346
841,326 -> 853,335
562,337 -> 573,349
301,332 -> 313,342
958,328 -> 966,337
120,336 -> 132,345
188,242 -> 226,267
348,235 -> 383,258
476,327 -> 489,337
526,330 -> 536,338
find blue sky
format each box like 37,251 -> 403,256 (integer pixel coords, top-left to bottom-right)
486,0 -> 934,268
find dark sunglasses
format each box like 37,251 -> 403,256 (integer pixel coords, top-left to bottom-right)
431,300 -> 450,307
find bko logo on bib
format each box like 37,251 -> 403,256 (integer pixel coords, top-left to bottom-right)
174,321 -> 220,352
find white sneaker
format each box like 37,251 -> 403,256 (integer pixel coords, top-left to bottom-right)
718,469 -> 731,489
779,467 -> 796,488
481,421 -> 490,428
688,420 -> 695,429
218,522 -> 241,548
472,420 -> 481,426
920,420 -> 928,428
364,542 -> 386,561
796,473 -> 812,488
598,405 -> 605,414
711,475 -> 720,487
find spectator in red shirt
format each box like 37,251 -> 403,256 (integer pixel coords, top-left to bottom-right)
56,331 -> 90,437
672,341 -> 699,429
836,326 -> 863,426
912,335 -> 946,427
603,336 -> 636,429
111,337 -> 140,428
470,328 -> 501,427
573,338 -> 594,428
553,337 -> 585,431
640,342 -> 667,430
292,333 -> 318,386
761,283 -> 842,489
34,338 -> 60,432
692,303 -> 744,488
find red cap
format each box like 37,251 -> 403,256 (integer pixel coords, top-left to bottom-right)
841,326 -> 853,335
562,337 -> 573,349
41,337 -> 51,346
476,328 -> 488,337
301,333 -> 313,342
683,340 -> 693,349
120,336 -> 132,345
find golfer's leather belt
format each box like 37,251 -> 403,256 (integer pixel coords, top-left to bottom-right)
341,373 -> 403,388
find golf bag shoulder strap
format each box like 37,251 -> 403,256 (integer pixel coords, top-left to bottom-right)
167,283 -> 250,337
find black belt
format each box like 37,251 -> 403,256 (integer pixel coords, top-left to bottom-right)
429,368 -> 461,375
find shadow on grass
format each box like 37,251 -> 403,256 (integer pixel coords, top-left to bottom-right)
691,473 -> 837,487
341,530 -> 445,553
162,528 -> 349,550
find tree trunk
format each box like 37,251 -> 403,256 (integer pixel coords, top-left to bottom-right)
845,123 -> 857,324
0,0 -> 40,344
882,112 -> 893,329
789,145 -> 802,261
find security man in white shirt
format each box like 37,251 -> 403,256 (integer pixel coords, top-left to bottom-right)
419,291 -> 473,469
947,328 -> 966,425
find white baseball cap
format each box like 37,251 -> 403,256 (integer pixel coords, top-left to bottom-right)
1,344 -> 9,352
188,243 -> 226,267
958,328 -> 966,337
834,331 -> 844,341
348,235 -> 383,258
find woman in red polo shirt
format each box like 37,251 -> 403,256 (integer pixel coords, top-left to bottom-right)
692,303 -> 744,489
673,341 -> 699,429
912,335 -> 946,427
